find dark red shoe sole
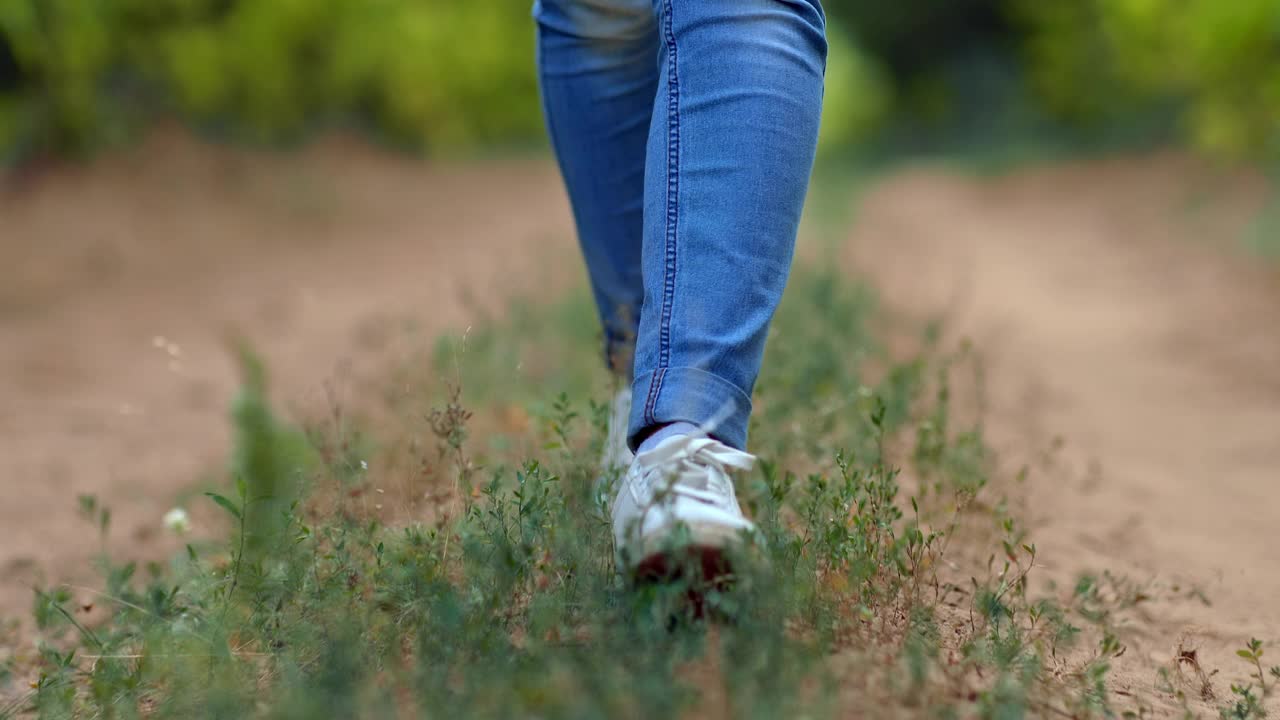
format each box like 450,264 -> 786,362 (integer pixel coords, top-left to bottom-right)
633,544 -> 737,621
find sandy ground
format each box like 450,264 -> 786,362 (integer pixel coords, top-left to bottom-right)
0,131 -> 580,619
847,155 -> 1280,703
1,135 -> 1277,707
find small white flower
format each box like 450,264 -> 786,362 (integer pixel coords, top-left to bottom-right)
163,507 -> 190,535
360,460 -> 369,470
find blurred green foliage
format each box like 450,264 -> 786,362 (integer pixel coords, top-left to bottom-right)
0,0 -> 1274,160
1011,0 -> 1280,159
0,0 -> 542,155
827,0 -> 1279,160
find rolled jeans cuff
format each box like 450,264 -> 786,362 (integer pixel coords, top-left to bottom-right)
628,366 -> 753,451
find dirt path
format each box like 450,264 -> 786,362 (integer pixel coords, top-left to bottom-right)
2,138 -> 1277,704
846,155 -> 1280,701
0,131 -> 578,619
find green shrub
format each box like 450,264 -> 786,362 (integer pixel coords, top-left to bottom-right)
0,0 -> 542,154
823,0 -> 1011,85
1,0 -> 1274,161
817,25 -> 892,153
7,267 -> 1147,718
1012,0 -> 1280,158
0,0 -> 886,157
0,0 -> 126,151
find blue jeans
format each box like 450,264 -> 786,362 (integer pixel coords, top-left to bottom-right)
535,0 -> 827,451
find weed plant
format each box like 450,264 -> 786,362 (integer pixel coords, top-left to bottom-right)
0,267 -> 1257,719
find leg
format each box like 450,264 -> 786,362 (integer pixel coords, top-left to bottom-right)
630,0 -> 828,450
534,0 -> 658,376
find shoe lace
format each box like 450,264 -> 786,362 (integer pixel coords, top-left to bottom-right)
638,436 -> 755,503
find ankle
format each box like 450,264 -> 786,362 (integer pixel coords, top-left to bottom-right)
636,421 -> 700,454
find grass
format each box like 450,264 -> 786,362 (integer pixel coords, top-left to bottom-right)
1242,176 -> 1280,263
0,264 -> 1272,719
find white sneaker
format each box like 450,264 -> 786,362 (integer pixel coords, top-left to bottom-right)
612,433 -> 757,576
596,387 -> 634,504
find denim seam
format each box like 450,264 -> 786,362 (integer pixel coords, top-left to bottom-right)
659,0 -> 680,372
643,367 -> 666,426
648,0 -> 680,425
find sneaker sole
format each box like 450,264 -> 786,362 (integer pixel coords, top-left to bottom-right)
633,543 -> 733,588
629,520 -> 750,584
